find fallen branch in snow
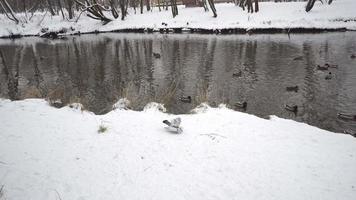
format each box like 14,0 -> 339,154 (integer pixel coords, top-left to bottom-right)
306,0 -> 333,12
75,0 -> 112,25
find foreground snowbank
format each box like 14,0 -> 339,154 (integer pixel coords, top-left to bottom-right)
0,99 -> 355,200
1,0 -> 356,38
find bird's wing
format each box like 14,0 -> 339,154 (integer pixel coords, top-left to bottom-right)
171,117 -> 181,127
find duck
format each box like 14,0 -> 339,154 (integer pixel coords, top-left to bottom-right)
325,72 -> 332,80
285,104 -> 298,113
329,64 -> 338,68
317,64 -> 328,71
286,85 -> 298,92
351,54 -> 356,59
50,99 -> 64,108
337,113 -> 356,121
235,101 -> 247,110
293,56 -> 303,61
179,96 -> 192,103
153,52 -> 161,59
232,70 -> 242,77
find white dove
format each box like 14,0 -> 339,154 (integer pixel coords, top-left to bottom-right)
163,117 -> 183,134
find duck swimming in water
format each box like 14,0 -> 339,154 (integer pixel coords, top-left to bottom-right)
293,56 -> 303,61
286,86 -> 298,92
337,113 -> 356,121
317,64 -> 329,71
325,72 -> 332,80
285,104 -> 298,113
232,70 -> 242,77
179,96 -> 192,103
235,101 -> 247,110
153,52 -> 161,59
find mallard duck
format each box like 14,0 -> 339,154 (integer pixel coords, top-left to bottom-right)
179,96 -> 192,103
285,104 -> 298,113
153,52 -> 161,59
351,54 -> 356,59
325,72 -> 332,80
232,70 -> 242,77
337,113 -> 356,121
293,56 -> 303,61
317,64 -> 328,71
235,101 -> 247,110
328,64 -> 338,68
286,85 -> 298,92
50,99 -> 64,108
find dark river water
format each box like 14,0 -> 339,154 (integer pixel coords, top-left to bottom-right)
0,33 -> 356,133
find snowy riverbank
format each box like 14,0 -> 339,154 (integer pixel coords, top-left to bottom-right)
1,0 -> 356,38
0,99 -> 355,199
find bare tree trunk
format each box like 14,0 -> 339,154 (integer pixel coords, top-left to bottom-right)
109,0 -> 119,18
239,0 -> 245,10
202,0 -> 209,12
305,0 -> 316,12
66,0 -> 74,19
171,0 -> 178,17
207,0 -> 217,17
254,0 -> 258,13
75,0 -> 112,24
246,0 -> 253,13
57,0 -> 66,19
22,0 -> 27,19
119,0 -> 127,20
130,0 -> 137,14
140,0 -> 143,13
145,0 -> 150,11
0,0 -> 19,24
47,0 -> 56,16
157,0 -> 161,11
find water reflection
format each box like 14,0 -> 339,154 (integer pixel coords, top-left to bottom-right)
0,33 -> 356,133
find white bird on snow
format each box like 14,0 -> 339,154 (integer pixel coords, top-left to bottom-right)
163,117 -> 183,134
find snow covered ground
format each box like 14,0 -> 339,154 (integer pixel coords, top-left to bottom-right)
1,0 -> 356,37
0,98 -> 356,200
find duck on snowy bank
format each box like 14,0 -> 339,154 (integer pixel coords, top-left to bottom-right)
235,101 -> 247,110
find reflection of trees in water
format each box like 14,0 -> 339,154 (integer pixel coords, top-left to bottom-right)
195,38 -> 216,106
301,42 -> 317,120
0,48 -> 17,100
242,40 -> 258,86
0,46 -> 27,100
300,41 -> 338,130
221,40 -> 258,109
